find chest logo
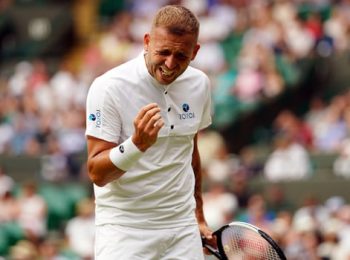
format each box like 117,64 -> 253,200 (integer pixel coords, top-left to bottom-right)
182,103 -> 190,112
179,103 -> 195,120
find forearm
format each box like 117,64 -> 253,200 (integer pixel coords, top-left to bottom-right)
88,148 -> 125,187
87,135 -> 145,186
194,174 -> 206,224
192,136 -> 214,241
192,135 -> 207,224
87,136 -> 128,187
193,171 -> 206,224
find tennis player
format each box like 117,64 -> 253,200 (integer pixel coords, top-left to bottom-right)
86,5 -> 214,259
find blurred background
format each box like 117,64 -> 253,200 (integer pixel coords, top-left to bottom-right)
0,0 -> 350,259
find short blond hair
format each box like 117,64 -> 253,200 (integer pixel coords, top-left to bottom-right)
152,5 -> 199,40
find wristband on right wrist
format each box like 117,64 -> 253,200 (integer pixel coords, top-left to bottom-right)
109,137 -> 143,171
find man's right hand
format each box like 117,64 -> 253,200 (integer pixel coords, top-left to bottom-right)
132,103 -> 165,152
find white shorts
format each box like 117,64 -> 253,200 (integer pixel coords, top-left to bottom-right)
95,224 -> 205,260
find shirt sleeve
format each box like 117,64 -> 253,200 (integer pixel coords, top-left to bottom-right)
85,77 -> 122,143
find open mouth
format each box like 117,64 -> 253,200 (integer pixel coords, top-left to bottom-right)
160,67 -> 175,77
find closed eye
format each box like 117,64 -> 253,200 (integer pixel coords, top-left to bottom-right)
157,50 -> 189,61
157,50 -> 171,56
175,53 -> 188,60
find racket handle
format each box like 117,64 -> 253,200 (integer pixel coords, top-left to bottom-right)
204,244 -> 222,259
202,237 -> 222,259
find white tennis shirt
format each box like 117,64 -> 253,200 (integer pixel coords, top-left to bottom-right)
86,52 -> 212,229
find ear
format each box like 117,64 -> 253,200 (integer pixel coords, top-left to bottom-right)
191,43 -> 200,60
143,33 -> 150,52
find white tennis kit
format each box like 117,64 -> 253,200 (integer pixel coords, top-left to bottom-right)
86,52 -> 212,259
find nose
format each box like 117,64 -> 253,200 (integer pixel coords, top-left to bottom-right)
164,55 -> 176,70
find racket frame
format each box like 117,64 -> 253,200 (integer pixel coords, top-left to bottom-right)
204,221 -> 287,260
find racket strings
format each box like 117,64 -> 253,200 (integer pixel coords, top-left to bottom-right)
221,226 -> 282,260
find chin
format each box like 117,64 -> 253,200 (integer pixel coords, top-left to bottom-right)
157,79 -> 170,85
156,74 -> 174,85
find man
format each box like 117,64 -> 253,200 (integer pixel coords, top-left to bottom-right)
86,5 -> 214,259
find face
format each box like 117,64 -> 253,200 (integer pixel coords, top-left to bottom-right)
144,27 -> 200,85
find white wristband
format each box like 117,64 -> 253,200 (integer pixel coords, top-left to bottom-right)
109,137 -> 143,171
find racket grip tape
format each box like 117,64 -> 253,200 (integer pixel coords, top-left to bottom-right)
201,236 -> 223,260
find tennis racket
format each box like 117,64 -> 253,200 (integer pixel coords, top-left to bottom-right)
202,221 -> 287,260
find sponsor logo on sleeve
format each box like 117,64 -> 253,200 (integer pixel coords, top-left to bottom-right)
88,109 -> 101,128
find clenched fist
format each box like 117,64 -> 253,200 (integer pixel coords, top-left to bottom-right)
132,103 -> 165,152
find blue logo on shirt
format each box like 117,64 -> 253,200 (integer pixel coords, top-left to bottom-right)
89,114 -> 96,121
89,110 -> 101,128
179,103 -> 195,120
182,103 -> 190,112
